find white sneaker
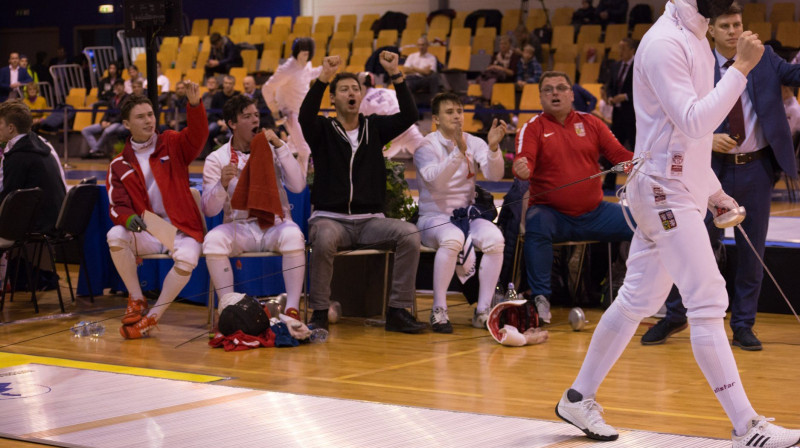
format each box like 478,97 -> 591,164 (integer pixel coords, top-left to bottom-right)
555,389 -> 619,441
472,308 -> 489,329
534,295 -> 552,324
732,416 -> 800,448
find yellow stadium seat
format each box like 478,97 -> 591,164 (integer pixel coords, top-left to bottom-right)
314,22 -> 334,38
472,35 -> 495,55
553,62 -> 577,83
447,46 -> 471,71
631,23 -> 652,41
526,9 -> 547,31
232,17 -> 250,33
293,22 -> 312,37
748,22 -> 771,41
165,68 -> 182,91
449,28 -> 471,48
228,67 -> 247,91
491,83 -> 516,110
253,17 -> 271,31
184,68 -> 204,84
240,49 -> 258,73
190,19 -> 209,37
743,3 -> 766,28
518,83 -> 542,123
260,51 -> 280,74
776,21 -> 800,48
430,14 -> 452,32
428,45 -> 447,66
552,7 -> 574,27
209,18 -> 229,36
407,13 -> 427,31
580,62 -> 601,84
273,16 -> 292,28
582,83 -> 603,110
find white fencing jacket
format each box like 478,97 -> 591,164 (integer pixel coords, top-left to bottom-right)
633,0 -> 748,209
414,130 -> 504,217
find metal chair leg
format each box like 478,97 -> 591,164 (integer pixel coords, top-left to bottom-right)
58,243 -> 76,303
77,235 -> 94,303
43,240 -> 65,313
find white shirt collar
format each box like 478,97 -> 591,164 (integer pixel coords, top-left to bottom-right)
5,133 -> 27,154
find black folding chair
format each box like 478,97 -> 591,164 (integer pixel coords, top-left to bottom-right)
0,188 -> 44,313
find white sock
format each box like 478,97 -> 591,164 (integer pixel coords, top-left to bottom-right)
206,255 -> 234,299
571,300 -> 640,398
689,317 -> 756,436
148,267 -> 191,320
477,251 -> 503,312
109,246 -> 144,300
282,250 -> 305,310
433,246 -> 459,309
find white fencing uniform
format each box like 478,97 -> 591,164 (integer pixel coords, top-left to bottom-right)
360,86 -> 426,158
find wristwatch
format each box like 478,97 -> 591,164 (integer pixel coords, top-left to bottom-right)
389,72 -> 403,81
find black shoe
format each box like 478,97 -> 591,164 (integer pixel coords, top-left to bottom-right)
385,307 -> 428,334
83,152 -> 106,159
732,327 -> 762,351
308,309 -> 329,331
640,318 -> 688,345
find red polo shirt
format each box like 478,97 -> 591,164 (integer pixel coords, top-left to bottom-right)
514,110 -> 632,216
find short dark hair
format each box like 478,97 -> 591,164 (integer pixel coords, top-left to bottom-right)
431,92 -> 462,115
330,72 -> 360,94
292,37 -> 315,60
223,94 -> 256,127
538,71 -> 572,90
113,79 -> 124,87
620,37 -> 638,51
129,64 -> 139,72
210,32 -> 222,45
710,2 -> 742,24
0,100 -> 32,134
121,95 -> 153,121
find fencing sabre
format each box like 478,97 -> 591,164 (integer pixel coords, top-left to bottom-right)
528,156 -> 645,200
714,207 -> 800,325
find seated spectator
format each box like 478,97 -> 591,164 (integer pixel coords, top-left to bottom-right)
165,81 -> 188,131
572,0 -> 598,26
262,37 -> 321,177
516,44 -> 543,88
0,101 -> 65,236
205,32 -> 242,78
596,0 -> 628,26
358,71 -> 426,159
404,36 -> 440,99
130,78 -> 145,97
202,95 -> 306,320
479,36 -> 521,101
572,83 -> 597,113
512,71 -> 633,322
82,79 -> 128,158
414,92 -> 507,333
202,76 -> 219,110
143,61 -> 170,105
106,84 -> 208,339
0,52 -> 33,102
782,85 -> 800,138
242,75 -> 273,130
208,75 -> 239,146
299,53 -> 427,334
593,84 -> 614,126
22,82 -> 48,130
99,61 -> 121,101
124,65 -> 144,94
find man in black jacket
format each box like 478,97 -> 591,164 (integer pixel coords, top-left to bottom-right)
299,52 -> 427,334
0,101 -> 66,236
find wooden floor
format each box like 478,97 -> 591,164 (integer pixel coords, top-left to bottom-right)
2,275 -> 800,446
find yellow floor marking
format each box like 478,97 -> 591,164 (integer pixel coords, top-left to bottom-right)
0,353 -> 224,383
334,348 -> 481,381
21,390 -> 263,439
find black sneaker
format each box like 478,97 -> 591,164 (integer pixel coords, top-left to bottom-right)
640,318 -> 688,345
308,309 -> 329,331
429,306 -> 453,334
385,307 -> 428,334
732,327 -> 762,351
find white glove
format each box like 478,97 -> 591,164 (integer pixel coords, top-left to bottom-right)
708,189 -> 739,218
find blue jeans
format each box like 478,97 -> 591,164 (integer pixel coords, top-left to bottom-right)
523,201 -> 634,297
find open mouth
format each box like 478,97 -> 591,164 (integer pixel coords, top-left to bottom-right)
252,127 -> 259,135
348,99 -> 356,106
551,99 -> 561,105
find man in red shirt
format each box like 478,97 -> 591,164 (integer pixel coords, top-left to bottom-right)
513,71 -> 633,322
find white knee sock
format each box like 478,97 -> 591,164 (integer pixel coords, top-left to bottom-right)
571,300 -> 641,398
477,251 -> 503,312
282,251 -> 305,311
148,267 -> 191,320
109,246 -> 144,300
433,247 -> 459,309
689,317 -> 756,436
206,255 -> 234,299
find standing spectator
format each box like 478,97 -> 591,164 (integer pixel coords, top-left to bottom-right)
516,44 -> 543,88
513,71 -> 633,323
18,55 -> 38,85
603,38 -> 637,190
82,79 -> 128,158
783,85 -> 800,137
48,47 -> 69,67
299,53 -> 427,334
572,83 -> 597,113
0,52 -> 33,102
414,93 -> 507,333
166,81 -> 188,131
478,36 -> 521,101
205,33 -> 242,79
404,36 -> 440,100
262,37 -> 320,176
596,0 -> 629,26
106,83 -> 208,339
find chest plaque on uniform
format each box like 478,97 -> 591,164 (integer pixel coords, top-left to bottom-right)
574,122 -> 586,137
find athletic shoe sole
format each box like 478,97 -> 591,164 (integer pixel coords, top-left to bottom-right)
732,340 -> 763,351
555,403 -> 619,441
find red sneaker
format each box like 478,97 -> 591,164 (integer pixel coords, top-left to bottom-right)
285,307 -> 301,321
120,315 -> 158,339
121,296 -> 149,325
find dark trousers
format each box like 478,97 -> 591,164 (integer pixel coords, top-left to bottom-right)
664,151 -> 774,331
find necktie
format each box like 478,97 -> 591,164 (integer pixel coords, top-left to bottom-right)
723,59 -> 746,144
617,61 -> 628,86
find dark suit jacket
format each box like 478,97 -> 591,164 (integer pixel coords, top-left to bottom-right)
0,66 -> 34,101
607,58 -> 635,141
713,47 -> 800,177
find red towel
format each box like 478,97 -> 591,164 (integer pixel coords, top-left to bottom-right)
230,132 -> 284,229
209,329 -> 276,351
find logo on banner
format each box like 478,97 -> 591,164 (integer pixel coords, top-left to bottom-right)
574,122 -> 586,137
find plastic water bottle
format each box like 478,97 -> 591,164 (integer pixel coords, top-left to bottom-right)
505,282 -> 518,302
491,285 -> 505,308
308,328 -> 328,344
70,321 -> 105,337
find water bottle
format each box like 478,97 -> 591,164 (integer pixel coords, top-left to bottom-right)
505,282 -> 518,302
308,328 -> 328,344
70,321 -> 105,337
491,285 -> 505,308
